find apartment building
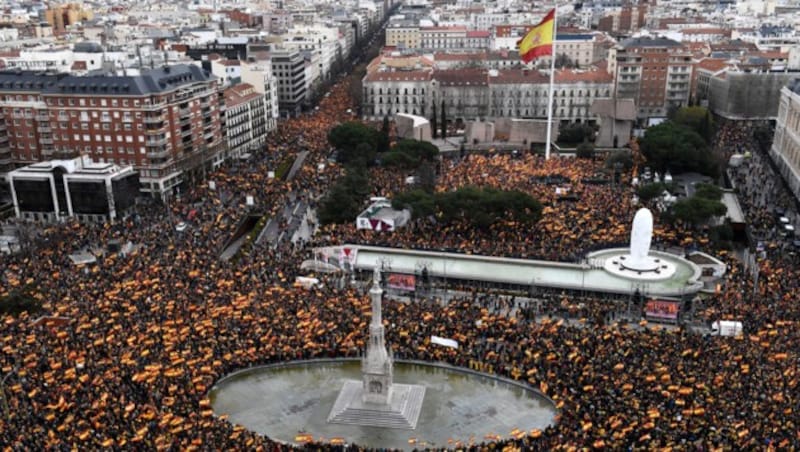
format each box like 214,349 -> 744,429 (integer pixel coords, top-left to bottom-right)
610,37 -> 693,121
240,60 -> 279,132
223,83 -> 269,160
386,23 -> 421,48
770,81 -> 800,202
0,64 -> 224,199
271,49 -> 307,117
597,5 -> 647,36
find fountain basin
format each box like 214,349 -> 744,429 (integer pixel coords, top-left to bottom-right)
209,359 -> 556,450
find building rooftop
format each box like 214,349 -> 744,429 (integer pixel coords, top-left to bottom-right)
43,64 -> 214,96
363,71 -> 432,82
224,82 -> 262,106
0,71 -> 69,92
434,69 -> 488,86
620,36 -> 682,49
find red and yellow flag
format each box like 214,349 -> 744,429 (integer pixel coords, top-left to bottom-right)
518,9 -> 555,63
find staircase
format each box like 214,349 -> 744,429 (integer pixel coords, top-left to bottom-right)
327,381 -> 426,429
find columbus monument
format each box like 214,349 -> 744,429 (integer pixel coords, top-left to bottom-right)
328,268 -> 426,429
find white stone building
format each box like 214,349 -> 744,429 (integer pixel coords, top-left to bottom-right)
362,66 -> 614,125
223,83 -> 271,160
770,81 -> 800,202
240,60 -> 279,131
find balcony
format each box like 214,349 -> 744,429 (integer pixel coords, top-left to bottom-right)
145,126 -> 167,135
179,108 -> 191,117
0,135 -> 8,144
38,124 -> 51,132
145,136 -> 168,146
143,115 -> 164,124
179,117 -> 192,127
36,113 -> 50,121
147,149 -> 171,159
180,128 -> 193,137
40,137 -> 53,145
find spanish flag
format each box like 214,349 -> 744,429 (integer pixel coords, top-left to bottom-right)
518,9 -> 555,63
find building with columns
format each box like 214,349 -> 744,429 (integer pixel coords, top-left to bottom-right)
770,81 -> 800,202
362,66 -> 613,126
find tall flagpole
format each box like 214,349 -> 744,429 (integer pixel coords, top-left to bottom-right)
544,5 -> 558,160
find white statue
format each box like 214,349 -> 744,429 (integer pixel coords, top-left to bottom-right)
629,208 -> 654,268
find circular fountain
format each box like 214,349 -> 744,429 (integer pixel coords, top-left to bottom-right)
602,208 -> 677,281
209,360 -> 556,450
209,270 -> 555,450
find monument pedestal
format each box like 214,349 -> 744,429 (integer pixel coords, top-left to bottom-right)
327,267 -> 426,430
327,380 -> 426,429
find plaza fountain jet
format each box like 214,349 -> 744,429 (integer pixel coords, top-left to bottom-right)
327,268 -> 426,429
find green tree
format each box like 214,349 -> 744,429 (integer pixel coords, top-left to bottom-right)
604,150 -> 634,171
693,183 -> 723,201
671,196 -> 727,227
440,100 -> 447,139
674,106 -> 713,143
637,182 -> 665,202
0,286 -> 42,316
378,115 -> 391,152
640,122 -> 718,177
557,123 -> 593,144
317,165 -> 371,225
576,142 -> 594,159
392,189 -> 436,217
381,139 -> 439,170
328,122 -> 379,165
430,108 -> 438,139
416,160 -> 437,193
393,186 -> 542,229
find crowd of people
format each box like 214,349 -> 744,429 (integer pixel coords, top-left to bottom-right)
1,73 -> 799,451
322,150 -> 700,262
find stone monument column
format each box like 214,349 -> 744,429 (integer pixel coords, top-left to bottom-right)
362,268 -> 393,405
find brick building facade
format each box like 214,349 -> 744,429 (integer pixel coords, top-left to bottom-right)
0,64 -> 224,199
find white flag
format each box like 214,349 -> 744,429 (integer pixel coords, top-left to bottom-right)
431,336 -> 458,349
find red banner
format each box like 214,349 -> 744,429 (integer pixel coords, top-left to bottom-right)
645,300 -> 680,321
387,274 -> 416,292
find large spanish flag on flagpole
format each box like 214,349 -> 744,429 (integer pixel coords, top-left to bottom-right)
518,9 -> 556,63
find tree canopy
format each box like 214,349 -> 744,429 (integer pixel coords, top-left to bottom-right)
558,123 -> 594,145
317,165 -> 371,225
669,182 -> 726,227
639,122 -> 718,177
327,122 -> 380,165
576,142 -> 595,159
605,150 -> 634,172
393,186 -> 543,229
381,139 -> 439,169
673,106 -> 713,143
